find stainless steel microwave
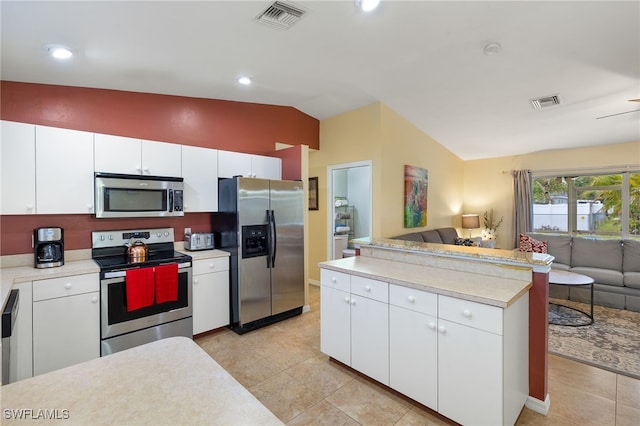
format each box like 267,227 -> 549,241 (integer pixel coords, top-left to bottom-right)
95,173 -> 184,218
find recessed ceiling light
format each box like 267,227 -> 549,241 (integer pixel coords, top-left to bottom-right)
43,44 -> 74,60
483,42 -> 502,56
355,0 -> 380,12
238,77 -> 252,85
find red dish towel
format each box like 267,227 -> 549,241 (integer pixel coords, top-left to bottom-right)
155,264 -> 179,304
125,267 -> 155,312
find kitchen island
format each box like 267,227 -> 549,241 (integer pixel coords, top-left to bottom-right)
319,238 -> 553,425
0,336 -> 283,425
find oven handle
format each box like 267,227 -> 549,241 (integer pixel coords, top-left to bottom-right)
103,262 -> 191,279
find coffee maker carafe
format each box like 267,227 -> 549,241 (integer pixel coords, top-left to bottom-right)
34,227 -> 64,268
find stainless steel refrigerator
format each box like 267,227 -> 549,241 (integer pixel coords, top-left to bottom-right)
218,176 -> 304,333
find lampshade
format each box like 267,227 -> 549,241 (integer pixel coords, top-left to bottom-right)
461,214 -> 480,229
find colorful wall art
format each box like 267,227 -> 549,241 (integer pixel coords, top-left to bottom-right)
404,165 -> 428,228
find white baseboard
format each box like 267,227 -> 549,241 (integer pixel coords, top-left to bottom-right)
525,393 -> 550,415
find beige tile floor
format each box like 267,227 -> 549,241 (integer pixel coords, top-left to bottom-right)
196,285 -> 640,425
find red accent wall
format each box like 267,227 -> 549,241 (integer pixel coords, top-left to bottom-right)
276,145 -> 304,181
0,81 -> 316,255
0,81 -> 319,154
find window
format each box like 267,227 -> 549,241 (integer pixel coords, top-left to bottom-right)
531,171 -> 639,239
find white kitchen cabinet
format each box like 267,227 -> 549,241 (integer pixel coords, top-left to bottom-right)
389,283 -> 439,409
36,125 -> 95,214
1,120 -> 36,214
320,269 -> 529,426
94,133 -> 181,176
192,257 -> 230,334
218,150 -> 281,179
12,281 -> 34,381
251,154 -> 281,179
181,145 -> 218,212
320,270 -> 389,385
32,274 -> 100,376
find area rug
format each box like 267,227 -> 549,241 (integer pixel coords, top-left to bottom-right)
548,299 -> 640,379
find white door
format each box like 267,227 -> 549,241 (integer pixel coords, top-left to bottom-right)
181,145 -> 218,212
350,294 -> 389,385
1,121 -> 36,214
36,126 -> 94,214
141,139 -> 182,176
32,291 -> 100,376
320,285 -> 351,365
94,133 -> 141,174
389,305 -> 438,409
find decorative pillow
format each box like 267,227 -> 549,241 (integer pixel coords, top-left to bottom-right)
455,237 -> 478,247
519,234 -> 548,253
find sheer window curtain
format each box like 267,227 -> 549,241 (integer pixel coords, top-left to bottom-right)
511,170 -> 532,247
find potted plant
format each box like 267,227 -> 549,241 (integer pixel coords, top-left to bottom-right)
482,210 -> 504,247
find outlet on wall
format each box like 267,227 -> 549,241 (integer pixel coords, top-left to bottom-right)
184,227 -> 191,235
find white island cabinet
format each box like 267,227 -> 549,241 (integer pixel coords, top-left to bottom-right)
320,270 -> 389,385
32,273 -> 100,376
320,261 -> 529,426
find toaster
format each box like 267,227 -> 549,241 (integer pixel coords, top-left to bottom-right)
184,232 -> 214,251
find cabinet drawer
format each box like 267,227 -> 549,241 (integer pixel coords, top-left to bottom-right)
351,275 -> 388,303
193,257 -> 229,275
33,274 -> 99,302
321,269 -> 350,292
389,284 -> 437,316
438,295 -> 503,335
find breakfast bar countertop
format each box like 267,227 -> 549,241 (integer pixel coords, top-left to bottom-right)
0,337 -> 283,425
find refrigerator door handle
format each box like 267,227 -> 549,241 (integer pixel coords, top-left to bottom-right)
265,210 -> 272,268
270,209 -> 277,267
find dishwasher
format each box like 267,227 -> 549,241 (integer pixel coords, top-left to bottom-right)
2,289 -> 19,385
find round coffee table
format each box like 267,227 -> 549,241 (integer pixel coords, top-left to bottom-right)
548,270 -> 594,326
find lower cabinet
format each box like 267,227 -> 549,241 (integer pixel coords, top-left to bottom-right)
32,274 -> 100,376
192,257 -> 230,334
321,270 -> 529,426
320,270 -> 389,385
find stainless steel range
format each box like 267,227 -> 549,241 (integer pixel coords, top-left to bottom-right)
92,228 -> 192,356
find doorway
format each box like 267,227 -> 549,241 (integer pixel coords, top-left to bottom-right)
327,161 -> 372,260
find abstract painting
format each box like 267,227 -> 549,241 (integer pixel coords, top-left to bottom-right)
404,165 -> 428,228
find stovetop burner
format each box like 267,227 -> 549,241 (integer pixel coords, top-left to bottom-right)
91,228 -> 191,272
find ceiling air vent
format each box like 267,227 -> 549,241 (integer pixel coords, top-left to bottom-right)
256,1 -> 306,30
530,94 -> 562,110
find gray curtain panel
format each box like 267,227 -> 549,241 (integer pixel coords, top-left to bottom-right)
511,170 -> 532,247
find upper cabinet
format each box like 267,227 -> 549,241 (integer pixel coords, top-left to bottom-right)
94,134 -> 181,177
218,150 -> 281,180
1,121 -> 36,215
35,126 -> 94,214
181,145 -> 218,212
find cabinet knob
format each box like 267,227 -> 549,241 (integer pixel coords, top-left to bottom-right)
428,321 -> 436,329
91,297 -> 98,303
143,168 -> 150,174
64,283 -> 72,290
365,285 -> 371,292
407,295 -> 415,303
87,204 -> 94,212
350,299 -> 356,305
344,297 -> 350,303
463,309 -> 472,318
438,325 -> 446,334
194,279 -> 199,285
26,204 -> 34,211
331,277 -> 337,283
209,263 -> 215,269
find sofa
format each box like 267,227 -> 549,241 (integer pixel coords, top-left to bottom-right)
527,233 -> 640,312
392,227 -> 495,248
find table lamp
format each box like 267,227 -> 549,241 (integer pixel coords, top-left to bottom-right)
461,214 -> 480,238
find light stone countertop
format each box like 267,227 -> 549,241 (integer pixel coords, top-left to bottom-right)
319,256 -> 532,308
0,336 -> 283,425
368,238 -> 554,266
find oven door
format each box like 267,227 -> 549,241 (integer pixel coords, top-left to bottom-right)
101,264 -> 192,339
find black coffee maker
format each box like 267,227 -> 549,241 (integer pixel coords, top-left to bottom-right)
34,227 -> 64,268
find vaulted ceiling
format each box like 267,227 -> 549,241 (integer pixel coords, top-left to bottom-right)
1,1 -> 638,160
